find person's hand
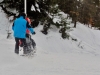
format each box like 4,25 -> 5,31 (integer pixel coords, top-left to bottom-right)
32,32 -> 36,35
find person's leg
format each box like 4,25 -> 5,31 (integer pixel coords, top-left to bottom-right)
31,38 -> 36,48
20,38 -> 27,54
15,37 -> 19,54
31,38 -> 36,53
20,38 -> 26,47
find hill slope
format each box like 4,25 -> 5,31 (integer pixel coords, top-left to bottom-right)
0,7 -> 100,75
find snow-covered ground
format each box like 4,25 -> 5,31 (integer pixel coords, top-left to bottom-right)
0,7 -> 100,75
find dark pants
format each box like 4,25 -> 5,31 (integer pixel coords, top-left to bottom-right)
15,37 -> 26,54
26,34 -> 36,48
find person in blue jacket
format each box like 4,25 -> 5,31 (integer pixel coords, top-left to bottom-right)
12,12 -> 35,54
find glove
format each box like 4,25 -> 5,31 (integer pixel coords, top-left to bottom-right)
32,32 -> 36,35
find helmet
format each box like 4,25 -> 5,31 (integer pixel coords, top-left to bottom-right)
19,12 -> 26,19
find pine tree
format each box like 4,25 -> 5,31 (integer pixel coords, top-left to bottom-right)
0,0 -> 71,39
80,0 -> 99,27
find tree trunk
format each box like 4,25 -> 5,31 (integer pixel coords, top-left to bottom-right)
74,20 -> 76,28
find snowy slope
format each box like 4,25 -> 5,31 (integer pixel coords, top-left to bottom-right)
0,7 -> 100,75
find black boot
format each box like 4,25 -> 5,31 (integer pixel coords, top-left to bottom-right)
15,49 -> 19,54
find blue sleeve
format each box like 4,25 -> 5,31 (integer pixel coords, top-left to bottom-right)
26,22 -> 35,34
28,28 -> 35,34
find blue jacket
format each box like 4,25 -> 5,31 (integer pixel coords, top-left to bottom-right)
12,16 -> 34,38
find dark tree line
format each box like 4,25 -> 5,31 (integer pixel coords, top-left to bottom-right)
0,0 -> 100,39
58,0 -> 100,28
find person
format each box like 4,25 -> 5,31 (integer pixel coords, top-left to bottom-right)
25,16 -> 36,50
26,17 -> 31,24
12,12 -> 35,54
25,16 -> 32,36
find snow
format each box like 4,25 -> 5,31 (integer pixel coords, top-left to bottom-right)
0,0 -> 3,2
31,5 -> 36,11
35,2 -> 39,8
0,7 -> 100,75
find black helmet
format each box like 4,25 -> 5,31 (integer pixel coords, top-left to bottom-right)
19,12 -> 26,19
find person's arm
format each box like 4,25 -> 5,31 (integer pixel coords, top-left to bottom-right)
26,22 -> 36,34
26,22 -> 31,28
12,23 -> 14,30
